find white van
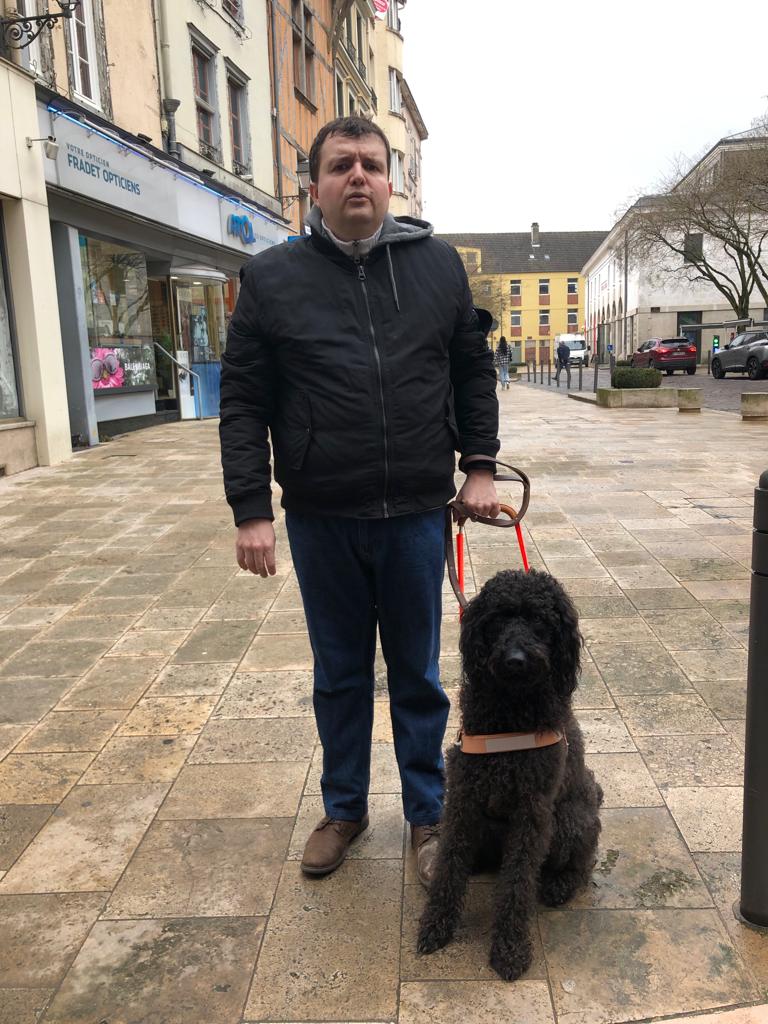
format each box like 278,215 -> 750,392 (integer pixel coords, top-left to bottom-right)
555,334 -> 589,367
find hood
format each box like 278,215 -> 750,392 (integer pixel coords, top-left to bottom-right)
306,206 -> 433,249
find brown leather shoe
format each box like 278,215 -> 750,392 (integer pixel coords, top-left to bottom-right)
411,823 -> 441,888
301,814 -> 369,876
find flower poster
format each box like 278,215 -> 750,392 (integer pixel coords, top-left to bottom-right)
90,344 -> 156,390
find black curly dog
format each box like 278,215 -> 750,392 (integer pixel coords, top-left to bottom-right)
417,568 -> 603,981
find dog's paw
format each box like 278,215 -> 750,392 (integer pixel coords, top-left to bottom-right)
489,938 -> 532,982
538,872 -> 580,907
417,915 -> 455,955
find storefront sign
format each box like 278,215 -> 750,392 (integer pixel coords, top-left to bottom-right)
90,344 -> 155,391
40,104 -> 289,255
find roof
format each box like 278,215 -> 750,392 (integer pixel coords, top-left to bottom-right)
436,230 -> 609,274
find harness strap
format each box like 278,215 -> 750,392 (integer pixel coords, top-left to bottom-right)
457,728 -> 566,754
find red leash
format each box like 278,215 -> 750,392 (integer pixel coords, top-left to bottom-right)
454,507 -> 530,618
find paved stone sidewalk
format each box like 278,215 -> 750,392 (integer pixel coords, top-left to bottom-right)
1,387 -> 767,1024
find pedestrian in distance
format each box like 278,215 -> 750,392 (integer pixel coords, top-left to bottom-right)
494,335 -> 511,390
219,115 -> 500,888
555,338 -> 572,388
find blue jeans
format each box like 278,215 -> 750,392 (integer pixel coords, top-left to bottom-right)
499,364 -> 510,385
286,509 -> 449,825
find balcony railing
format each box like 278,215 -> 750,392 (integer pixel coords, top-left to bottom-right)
199,139 -> 220,162
357,58 -> 367,80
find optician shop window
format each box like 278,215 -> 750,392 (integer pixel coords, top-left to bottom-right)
78,234 -> 158,392
0,220 -> 21,419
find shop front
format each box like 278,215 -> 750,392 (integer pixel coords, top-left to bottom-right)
38,96 -> 288,444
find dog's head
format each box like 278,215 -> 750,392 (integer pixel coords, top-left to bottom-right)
460,569 -> 582,706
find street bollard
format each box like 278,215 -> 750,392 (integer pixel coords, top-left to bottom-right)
593,356 -> 599,394
707,351 -> 712,376
539,361 -> 543,385
579,363 -> 583,391
739,469 -> 768,929
548,361 -> 552,386
526,361 -> 531,382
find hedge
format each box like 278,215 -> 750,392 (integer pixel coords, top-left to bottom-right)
611,367 -> 662,389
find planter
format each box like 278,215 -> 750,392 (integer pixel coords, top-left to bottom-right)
596,388 -> 677,409
678,389 -> 702,413
742,393 -> 768,420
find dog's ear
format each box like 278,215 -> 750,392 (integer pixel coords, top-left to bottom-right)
551,583 -> 582,696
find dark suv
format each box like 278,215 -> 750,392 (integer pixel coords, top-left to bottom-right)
630,338 -> 698,375
711,332 -> 768,380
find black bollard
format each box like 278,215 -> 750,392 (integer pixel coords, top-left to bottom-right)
527,361 -> 531,382
593,355 -> 599,393
707,351 -> 712,376
739,469 -> 768,928
539,361 -> 543,384
548,361 -> 552,386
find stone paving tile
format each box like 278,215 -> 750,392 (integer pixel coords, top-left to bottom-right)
42,917 -> 264,1024
0,605 -> 71,629
288,793 -> 405,861
721,719 -> 746,752
580,617 -> 655,645
638,735 -> 744,789
0,782 -> 168,892
562,578 -> 624,597
93,571 -> 177,599
0,987 -> 54,1023
107,629 -> 190,657
189,717 -> 317,763
147,662 -> 236,696
42,613 -> 136,642
576,710 -> 636,753
585,753 -> 663,808
693,679 -> 748,718
400,884 -> 547,982
672,648 -> 748,681
572,595 -> 638,618
660,557 -> 750,581
15,709 -> 127,753
624,587 -> 700,610
55,655 -> 164,711
540,908 -> 756,1024
0,892 -> 106,987
0,752 -> 94,804
572,807 -> 712,909
172,620 -> 258,664
80,735 -> 197,785
615,693 -> 725,737
134,606 -> 206,630
103,817 -> 291,918
244,861 -> 401,1022
258,608 -> 308,634
589,642 -> 691,695
660,1010 -> 768,1024
212,669 -> 315,718
643,609 -> 739,651
240,632 -> 314,671
684,579 -> 752,601
398,980 -> 555,1023
158,762 -> 306,819
117,695 -> 218,736
664,787 -> 743,853
0,639 -> 111,679
0,677 -> 76,725
695,853 -> 768,991
0,805 -> 54,869
0,628 -> 37,663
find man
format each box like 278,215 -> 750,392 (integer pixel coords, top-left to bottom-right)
555,338 -> 572,388
219,116 -> 499,886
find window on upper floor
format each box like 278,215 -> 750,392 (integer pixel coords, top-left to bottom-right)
69,0 -> 101,107
568,310 -> 578,327
349,92 -> 356,115
336,74 -> 345,116
510,280 -> 521,297
222,0 -> 243,21
567,278 -> 578,294
539,279 -> 550,296
392,150 -> 405,194
17,0 -> 42,77
539,309 -> 550,326
192,40 -> 219,160
389,68 -> 402,114
293,3 -> 316,104
684,233 -> 703,264
387,1 -> 401,31
511,312 -> 521,327
226,67 -> 249,175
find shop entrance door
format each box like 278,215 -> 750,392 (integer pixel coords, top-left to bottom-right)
148,278 -> 179,416
172,274 -> 236,418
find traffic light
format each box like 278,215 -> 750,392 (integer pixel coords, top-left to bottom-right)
712,335 -> 720,352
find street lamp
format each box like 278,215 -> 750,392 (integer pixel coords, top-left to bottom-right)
1,0 -> 80,49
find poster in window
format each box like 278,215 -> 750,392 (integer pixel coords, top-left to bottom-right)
90,344 -> 156,390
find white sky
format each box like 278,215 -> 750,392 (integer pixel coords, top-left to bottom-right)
401,0 -> 768,234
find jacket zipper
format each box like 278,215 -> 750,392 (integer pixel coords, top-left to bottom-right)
356,257 -> 389,517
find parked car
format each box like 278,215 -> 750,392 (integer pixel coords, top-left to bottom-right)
711,331 -> 768,380
630,337 -> 697,375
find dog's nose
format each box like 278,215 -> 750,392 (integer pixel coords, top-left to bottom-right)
504,648 -> 527,672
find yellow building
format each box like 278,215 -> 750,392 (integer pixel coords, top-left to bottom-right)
437,223 -> 608,363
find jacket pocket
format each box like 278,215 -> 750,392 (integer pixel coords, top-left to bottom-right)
281,391 -> 313,471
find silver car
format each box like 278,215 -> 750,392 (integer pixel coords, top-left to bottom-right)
712,332 -> 768,380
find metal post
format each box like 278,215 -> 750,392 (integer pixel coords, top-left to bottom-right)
739,470 -> 768,928
579,362 -> 583,391
593,354 -> 599,394
527,361 -> 530,382
548,361 -> 551,386
539,360 -> 543,384
707,351 -> 712,376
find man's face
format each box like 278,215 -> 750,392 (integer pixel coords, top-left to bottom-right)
310,133 -> 392,241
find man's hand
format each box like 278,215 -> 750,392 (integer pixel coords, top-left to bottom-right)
236,519 -> 277,577
456,468 -> 500,519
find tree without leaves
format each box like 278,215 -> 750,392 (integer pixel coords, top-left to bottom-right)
621,138 -> 768,320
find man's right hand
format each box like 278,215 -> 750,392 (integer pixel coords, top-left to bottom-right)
236,519 -> 276,577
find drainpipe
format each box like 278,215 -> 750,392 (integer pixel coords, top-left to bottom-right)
623,231 -> 629,356
155,0 -> 180,157
268,0 -> 285,207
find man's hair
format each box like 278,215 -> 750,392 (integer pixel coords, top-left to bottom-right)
309,115 -> 391,182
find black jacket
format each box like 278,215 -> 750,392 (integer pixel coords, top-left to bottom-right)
219,209 -> 499,524
557,343 -> 571,366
